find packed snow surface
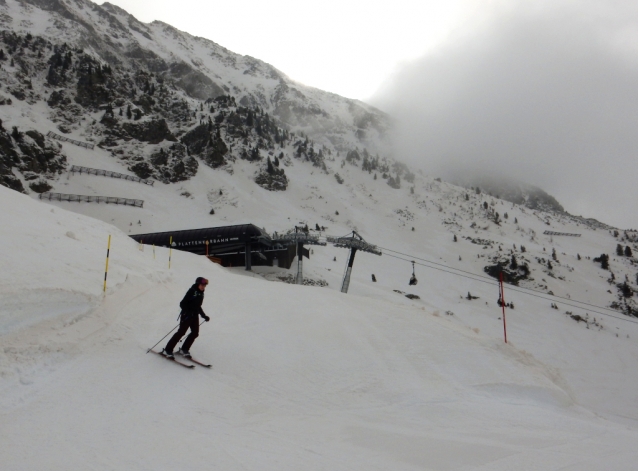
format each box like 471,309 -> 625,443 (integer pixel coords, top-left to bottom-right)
1,1 -> 638,467
2,183 -> 638,471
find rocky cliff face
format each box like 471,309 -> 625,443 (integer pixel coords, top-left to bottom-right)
0,0 -> 394,192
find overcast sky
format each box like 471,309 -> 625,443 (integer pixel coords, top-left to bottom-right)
97,0 -> 468,100
373,0 -> 638,229
97,0 -> 638,228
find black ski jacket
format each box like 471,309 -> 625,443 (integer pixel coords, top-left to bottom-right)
179,284 -> 206,320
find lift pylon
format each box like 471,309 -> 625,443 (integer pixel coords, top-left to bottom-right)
272,228 -> 327,284
327,231 -> 382,293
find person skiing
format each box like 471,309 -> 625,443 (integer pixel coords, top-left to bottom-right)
162,277 -> 210,359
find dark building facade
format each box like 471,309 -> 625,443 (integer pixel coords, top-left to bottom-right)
130,224 -> 296,269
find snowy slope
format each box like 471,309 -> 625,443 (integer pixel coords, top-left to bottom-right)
2,184 -> 638,470
2,0 -> 638,468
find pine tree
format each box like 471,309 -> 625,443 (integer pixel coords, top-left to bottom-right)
621,282 -> 633,298
594,254 -> 609,270
211,128 -> 229,163
625,246 -> 633,257
126,104 -> 132,119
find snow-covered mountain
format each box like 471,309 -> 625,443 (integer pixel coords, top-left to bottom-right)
2,1 -> 638,468
3,163 -> 638,470
0,0 -> 392,192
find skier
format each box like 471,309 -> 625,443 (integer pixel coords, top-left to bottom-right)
162,277 -> 210,359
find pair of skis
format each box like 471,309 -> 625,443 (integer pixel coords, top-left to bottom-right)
151,350 -> 212,369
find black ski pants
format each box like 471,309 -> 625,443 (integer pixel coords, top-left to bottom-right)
165,314 -> 200,352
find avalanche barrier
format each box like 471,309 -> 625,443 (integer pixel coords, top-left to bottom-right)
70,165 -> 155,186
39,192 -> 144,208
46,131 -> 95,150
543,231 -> 581,237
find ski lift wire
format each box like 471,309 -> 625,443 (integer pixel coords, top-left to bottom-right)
384,253 -> 498,287
378,245 -> 636,317
383,253 -> 638,326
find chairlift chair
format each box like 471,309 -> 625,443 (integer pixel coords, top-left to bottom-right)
409,261 -> 418,286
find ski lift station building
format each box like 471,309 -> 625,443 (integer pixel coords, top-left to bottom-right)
130,224 -> 297,270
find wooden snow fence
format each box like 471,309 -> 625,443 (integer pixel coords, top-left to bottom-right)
46,131 -> 95,150
70,165 -> 155,186
543,231 -> 581,237
39,192 -> 144,208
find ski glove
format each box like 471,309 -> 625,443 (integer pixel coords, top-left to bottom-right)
203,315 -> 210,322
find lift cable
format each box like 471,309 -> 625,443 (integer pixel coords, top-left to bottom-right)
378,245 -> 634,317
382,252 -> 638,326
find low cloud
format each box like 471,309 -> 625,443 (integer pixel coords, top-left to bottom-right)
373,0 -> 638,228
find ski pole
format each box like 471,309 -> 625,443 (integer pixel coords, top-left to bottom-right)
146,323 -> 180,353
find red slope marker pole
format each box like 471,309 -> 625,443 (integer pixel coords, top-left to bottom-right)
500,271 -> 507,344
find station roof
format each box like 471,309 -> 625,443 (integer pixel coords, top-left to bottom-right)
130,224 -> 271,255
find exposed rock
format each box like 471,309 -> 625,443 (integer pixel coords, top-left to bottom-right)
129,143 -> 197,183
9,86 -> 25,101
181,124 -> 211,155
167,61 -> 225,100
29,179 -> 53,193
75,61 -> 114,108
16,130 -> 67,176
181,124 -> 228,168
255,169 -> 288,191
121,118 -> 176,144
0,127 -> 65,193
0,126 -> 24,192
47,90 -> 72,108
484,261 -> 531,286
133,94 -> 155,114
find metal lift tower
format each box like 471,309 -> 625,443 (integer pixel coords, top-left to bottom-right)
272,228 -> 327,284
327,231 -> 382,293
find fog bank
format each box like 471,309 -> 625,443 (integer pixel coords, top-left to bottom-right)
373,0 -> 638,229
